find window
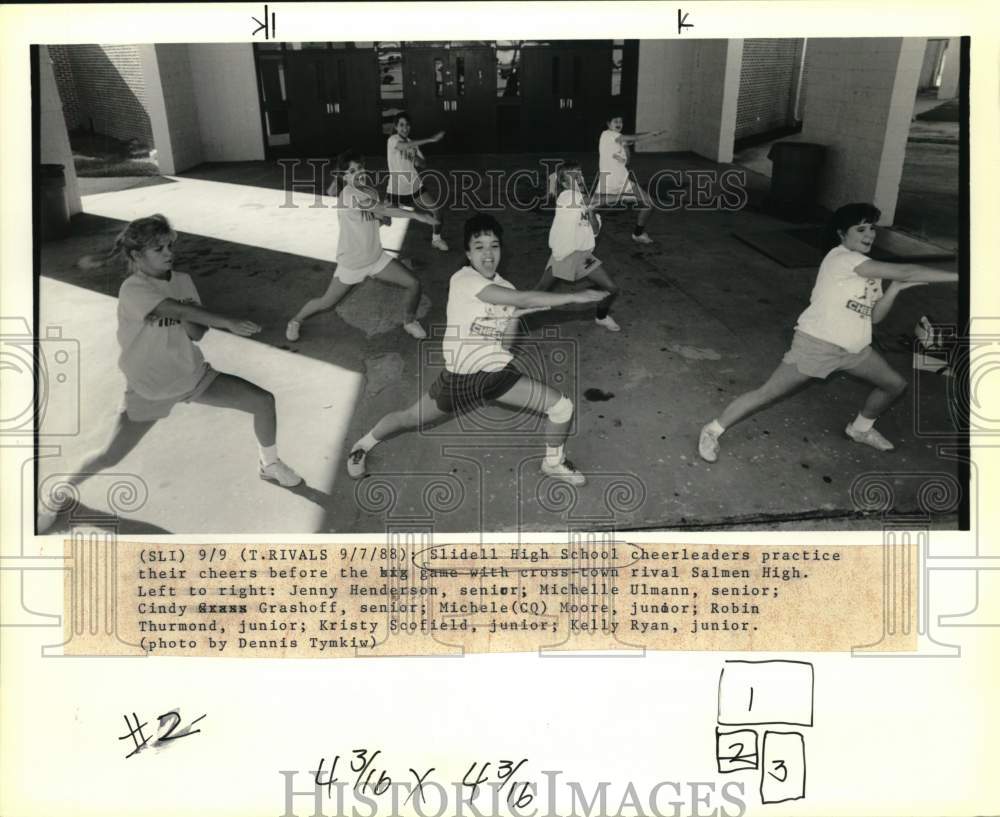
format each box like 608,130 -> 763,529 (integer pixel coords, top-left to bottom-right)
434,58 -> 444,97
496,43 -> 521,98
377,43 -> 404,101
257,54 -> 289,146
377,42 -> 404,136
611,46 -> 624,96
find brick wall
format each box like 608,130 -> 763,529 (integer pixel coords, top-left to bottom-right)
52,45 -> 154,146
39,46 -> 82,215
48,46 -> 82,131
735,39 -> 804,140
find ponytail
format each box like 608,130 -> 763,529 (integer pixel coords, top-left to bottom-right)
76,214 -> 176,271
76,230 -> 126,269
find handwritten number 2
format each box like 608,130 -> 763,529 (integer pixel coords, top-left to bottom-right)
157,711 -> 205,742
769,759 -> 788,782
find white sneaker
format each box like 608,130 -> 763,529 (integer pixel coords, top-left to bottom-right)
631,232 -> 654,245
431,235 -> 449,252
403,321 -> 427,339
346,448 -> 368,479
259,459 -> 303,487
698,423 -> 721,463
285,320 -> 301,342
595,315 -> 621,332
845,424 -> 895,452
540,458 -> 586,486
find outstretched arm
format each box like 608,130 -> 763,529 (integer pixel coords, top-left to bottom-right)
871,280 -> 926,325
395,131 -> 445,150
620,129 -> 666,144
345,186 -> 438,225
856,260 -> 959,284
477,285 -> 606,310
369,202 -> 438,225
149,299 -> 261,337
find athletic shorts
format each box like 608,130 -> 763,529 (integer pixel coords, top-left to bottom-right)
593,177 -> 643,204
782,331 -> 873,379
121,365 -> 219,422
334,251 -> 394,285
385,190 -> 422,208
546,251 -> 603,283
428,362 -> 523,415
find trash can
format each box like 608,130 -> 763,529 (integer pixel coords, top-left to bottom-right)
39,163 -> 70,240
766,142 -> 826,221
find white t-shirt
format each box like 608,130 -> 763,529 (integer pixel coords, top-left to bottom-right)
386,134 -> 423,196
549,188 -> 598,259
597,129 -> 629,194
117,271 -> 208,399
795,245 -> 883,353
440,266 -> 518,374
336,183 -> 382,269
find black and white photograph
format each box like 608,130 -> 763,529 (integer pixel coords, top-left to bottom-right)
32,33 -> 967,534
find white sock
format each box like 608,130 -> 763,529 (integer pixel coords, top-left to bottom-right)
545,445 -> 564,466
706,419 -> 725,436
354,432 -> 379,453
852,414 -> 876,432
259,444 -> 278,466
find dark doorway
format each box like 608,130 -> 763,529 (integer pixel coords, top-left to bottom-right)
403,46 -> 498,153
284,50 -> 381,157
520,42 -> 614,152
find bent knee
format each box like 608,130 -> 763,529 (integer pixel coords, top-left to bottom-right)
546,394 -> 574,423
890,376 -> 908,397
251,386 -> 276,411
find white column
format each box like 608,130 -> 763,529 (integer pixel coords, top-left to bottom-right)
39,45 -> 81,215
138,44 -> 175,175
799,38 -> 926,224
937,37 -> 961,100
873,39 -> 927,224
687,40 -> 743,164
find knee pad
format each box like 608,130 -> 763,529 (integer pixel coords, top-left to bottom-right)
547,395 -> 574,424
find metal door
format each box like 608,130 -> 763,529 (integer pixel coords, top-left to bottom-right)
521,43 -> 613,152
402,46 -> 497,153
285,50 -> 381,157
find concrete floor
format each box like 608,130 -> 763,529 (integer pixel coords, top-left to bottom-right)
38,150 -> 962,534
